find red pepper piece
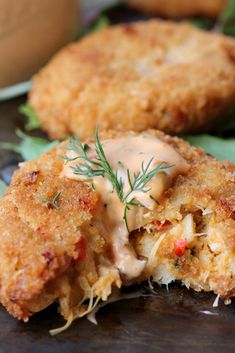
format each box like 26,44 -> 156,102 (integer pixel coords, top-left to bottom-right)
174,238 -> 187,257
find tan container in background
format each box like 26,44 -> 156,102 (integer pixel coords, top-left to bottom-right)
0,0 -> 80,88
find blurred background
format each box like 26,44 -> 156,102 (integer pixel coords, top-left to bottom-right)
0,0 -> 118,99
0,0 -> 234,100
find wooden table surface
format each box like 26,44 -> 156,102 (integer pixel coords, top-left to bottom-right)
0,92 -> 235,353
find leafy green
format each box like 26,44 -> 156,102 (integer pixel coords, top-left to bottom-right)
219,0 -> 235,36
0,180 -> 7,198
0,130 -> 59,161
92,15 -> 110,32
189,0 -> 235,36
189,18 -> 214,30
184,135 -> 235,162
78,15 -> 110,38
19,104 -> 41,131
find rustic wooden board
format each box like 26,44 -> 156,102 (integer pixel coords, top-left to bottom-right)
1,94 -> 235,353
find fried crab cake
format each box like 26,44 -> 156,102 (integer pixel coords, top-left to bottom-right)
29,20 -> 235,140
126,0 -> 227,18
0,129 -> 234,331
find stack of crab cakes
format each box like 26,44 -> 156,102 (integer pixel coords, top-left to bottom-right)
0,2 -> 235,329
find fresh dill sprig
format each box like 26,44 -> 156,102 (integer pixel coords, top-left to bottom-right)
63,129 -> 174,230
122,159 -> 172,231
124,158 -> 171,202
38,192 -> 61,210
62,130 -> 124,201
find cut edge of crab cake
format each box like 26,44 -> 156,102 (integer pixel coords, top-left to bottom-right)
0,129 -> 234,333
125,0 -> 227,18
29,20 -> 235,140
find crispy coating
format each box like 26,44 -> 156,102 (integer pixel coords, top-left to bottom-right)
0,146 -> 101,321
29,20 -> 235,140
132,132 -> 235,299
126,0 -> 227,18
0,130 -> 234,322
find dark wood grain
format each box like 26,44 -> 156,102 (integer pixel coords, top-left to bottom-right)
0,96 -> 235,353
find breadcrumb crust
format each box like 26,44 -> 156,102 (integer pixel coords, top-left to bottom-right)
29,20 -> 235,140
0,130 -> 234,321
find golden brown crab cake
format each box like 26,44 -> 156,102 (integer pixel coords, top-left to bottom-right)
29,20 -> 235,140
0,129 -> 234,329
126,0 -> 227,18
0,145 -> 120,323
132,135 -> 235,299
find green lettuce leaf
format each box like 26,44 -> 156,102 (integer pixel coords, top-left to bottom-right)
78,15 -> 110,38
19,104 -> 41,131
0,180 -> 7,198
184,134 -> 235,163
0,130 -> 59,161
189,18 -> 214,30
92,15 -> 110,32
219,0 -> 235,36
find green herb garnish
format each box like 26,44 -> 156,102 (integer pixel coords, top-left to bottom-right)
38,192 -> 61,210
63,130 -> 173,231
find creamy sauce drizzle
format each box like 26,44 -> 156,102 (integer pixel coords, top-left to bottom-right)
62,134 -> 189,280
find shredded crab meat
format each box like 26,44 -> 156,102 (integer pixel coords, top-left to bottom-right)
87,289 -> 148,325
199,310 -> 219,316
147,233 -> 167,269
148,277 -> 154,290
50,313 -> 74,336
50,291 -> 102,336
212,294 -> 220,308
49,270 -> 121,335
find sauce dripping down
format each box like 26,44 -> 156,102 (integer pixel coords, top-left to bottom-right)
62,134 -> 189,280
